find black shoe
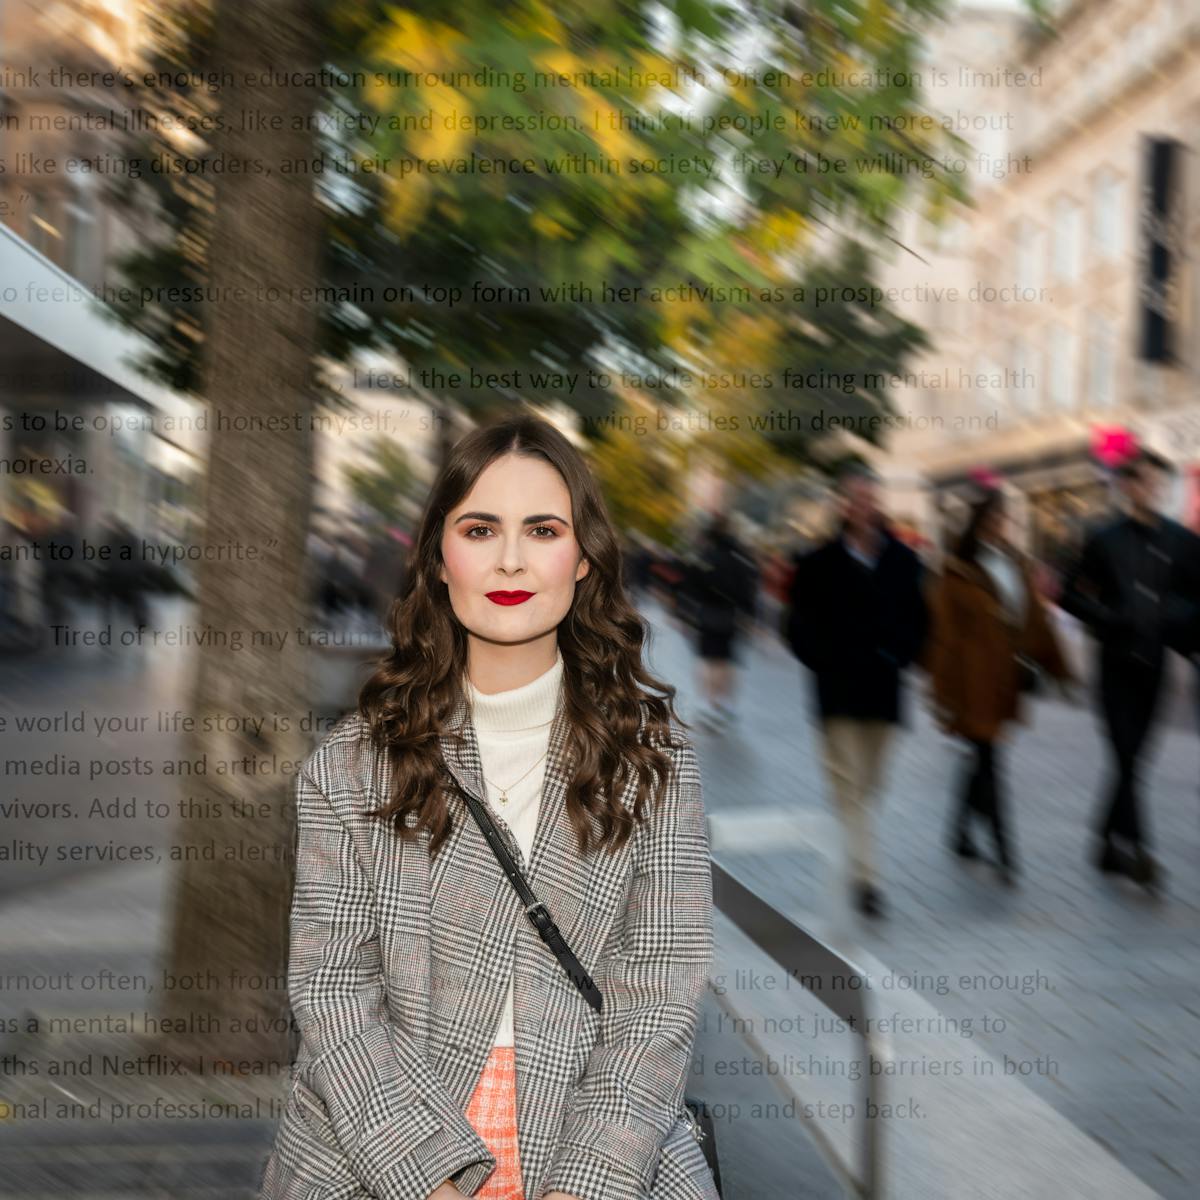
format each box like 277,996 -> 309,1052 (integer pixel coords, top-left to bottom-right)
1095,839 -> 1125,873
1128,848 -> 1162,891
953,832 -> 980,860
854,883 -> 886,918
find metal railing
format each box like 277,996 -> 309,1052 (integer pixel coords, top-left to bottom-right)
710,858 -> 884,1200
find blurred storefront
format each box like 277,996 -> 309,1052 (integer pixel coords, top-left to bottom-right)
929,438 -> 1113,564
0,221 -> 202,543
0,0 -> 202,542
1140,406 -> 1200,532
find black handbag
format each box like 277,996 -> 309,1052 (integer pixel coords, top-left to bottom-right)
459,786 -> 723,1197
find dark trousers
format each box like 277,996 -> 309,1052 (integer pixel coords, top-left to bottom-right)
1098,659 -> 1164,848
953,738 -> 1011,865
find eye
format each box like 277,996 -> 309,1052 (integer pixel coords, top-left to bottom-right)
464,524 -> 559,538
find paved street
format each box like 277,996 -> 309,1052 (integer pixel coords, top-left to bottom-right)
640,593 -> 1200,1200
1,594 -> 1197,1197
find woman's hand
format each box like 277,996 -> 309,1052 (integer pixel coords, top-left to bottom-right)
542,1193 -> 585,1200
426,1182 -> 466,1199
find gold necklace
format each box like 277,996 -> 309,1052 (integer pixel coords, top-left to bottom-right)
482,749 -> 548,805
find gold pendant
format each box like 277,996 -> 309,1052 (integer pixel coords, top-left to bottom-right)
500,792 -> 508,804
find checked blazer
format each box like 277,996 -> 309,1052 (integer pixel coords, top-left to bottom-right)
258,688 -> 718,1200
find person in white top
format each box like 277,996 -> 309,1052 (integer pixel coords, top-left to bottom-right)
464,645 -> 563,1048
292,414 -> 718,1200
927,485 -> 1073,885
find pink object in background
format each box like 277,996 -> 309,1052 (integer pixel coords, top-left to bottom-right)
1091,425 -> 1139,468
1186,466 -> 1200,534
967,466 -> 1002,489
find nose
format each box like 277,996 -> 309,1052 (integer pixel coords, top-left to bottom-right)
496,530 -> 526,577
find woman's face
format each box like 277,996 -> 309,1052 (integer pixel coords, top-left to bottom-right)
980,502 -> 1008,545
439,453 -> 590,644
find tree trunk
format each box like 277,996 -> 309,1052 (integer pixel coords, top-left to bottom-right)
156,0 -> 322,1071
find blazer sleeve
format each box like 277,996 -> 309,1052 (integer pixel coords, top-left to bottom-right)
289,757 -> 496,1199
539,737 -> 714,1200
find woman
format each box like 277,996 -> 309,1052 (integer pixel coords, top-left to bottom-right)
926,486 -> 1073,885
259,415 -> 717,1200
685,514 -> 757,731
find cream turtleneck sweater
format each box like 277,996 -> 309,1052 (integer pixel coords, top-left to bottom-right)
464,645 -> 564,1047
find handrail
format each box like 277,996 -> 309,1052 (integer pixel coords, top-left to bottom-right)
710,858 -> 883,1200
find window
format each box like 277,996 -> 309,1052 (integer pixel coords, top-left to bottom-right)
1052,196 -> 1083,283
943,214 -> 967,253
974,353 -> 1001,421
1027,341 -> 1044,413
65,192 -> 97,283
1090,168 -> 1122,260
1086,312 -> 1115,409
1010,337 -> 1038,414
1014,219 -> 1044,292
27,193 -> 62,257
1047,324 -> 1078,409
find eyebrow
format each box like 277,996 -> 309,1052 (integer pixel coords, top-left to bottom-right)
454,512 -> 569,526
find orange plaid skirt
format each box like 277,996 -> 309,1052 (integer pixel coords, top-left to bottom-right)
464,1045 -> 525,1199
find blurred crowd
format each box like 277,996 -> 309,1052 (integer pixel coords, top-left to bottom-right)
653,451 -> 1200,917
0,514 -> 416,652
6,455 -> 1198,922
0,513 -> 162,650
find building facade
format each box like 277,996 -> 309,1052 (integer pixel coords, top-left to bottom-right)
873,0 -> 1200,563
0,0 -> 199,544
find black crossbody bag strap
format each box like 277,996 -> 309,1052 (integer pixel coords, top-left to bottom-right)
461,788 -> 723,1195
459,787 -> 604,1014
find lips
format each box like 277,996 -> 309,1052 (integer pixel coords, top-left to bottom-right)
486,591 -> 535,606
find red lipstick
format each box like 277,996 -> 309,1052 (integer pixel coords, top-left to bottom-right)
486,591 -> 534,605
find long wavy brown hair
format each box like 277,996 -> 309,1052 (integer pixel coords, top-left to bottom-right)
357,412 -> 688,857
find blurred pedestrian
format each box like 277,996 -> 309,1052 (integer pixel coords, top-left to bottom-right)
624,530 -> 655,604
0,520 -> 42,647
362,528 -> 412,627
926,486 -> 1073,886
1059,449 -> 1200,890
99,517 -> 149,630
38,511 -> 82,629
318,542 -> 366,617
757,541 -> 794,642
685,513 -> 757,731
784,464 -> 928,917
650,547 -> 688,616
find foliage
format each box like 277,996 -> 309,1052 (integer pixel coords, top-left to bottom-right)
343,435 -> 418,528
106,0 -> 970,494
585,397 -> 690,546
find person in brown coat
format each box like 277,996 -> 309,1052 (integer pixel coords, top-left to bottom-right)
925,486 -> 1074,883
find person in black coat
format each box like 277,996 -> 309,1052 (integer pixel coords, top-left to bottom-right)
686,514 -> 758,731
1060,449 -> 1200,890
100,516 -> 149,630
785,464 -> 928,917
